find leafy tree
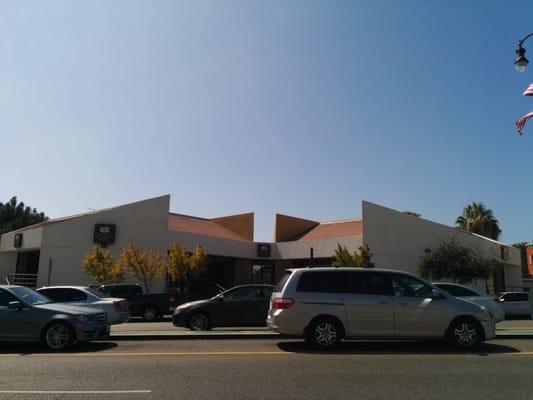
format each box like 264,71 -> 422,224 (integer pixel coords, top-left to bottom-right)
332,243 -> 375,268
456,202 -> 501,240
0,197 -> 48,234
419,239 -> 502,285
166,243 -> 208,300
117,244 -> 164,293
403,211 -> 421,217
82,246 -> 124,285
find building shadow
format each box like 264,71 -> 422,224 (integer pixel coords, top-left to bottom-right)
0,341 -> 118,355
277,340 -> 519,356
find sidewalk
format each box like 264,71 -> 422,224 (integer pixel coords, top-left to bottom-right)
109,319 -> 533,340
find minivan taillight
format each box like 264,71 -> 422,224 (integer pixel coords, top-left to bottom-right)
272,298 -> 294,310
495,298 -> 504,304
113,301 -> 122,312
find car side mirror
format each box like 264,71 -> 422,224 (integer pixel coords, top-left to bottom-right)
8,301 -> 24,311
431,289 -> 442,299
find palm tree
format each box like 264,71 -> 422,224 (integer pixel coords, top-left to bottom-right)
456,202 -> 501,240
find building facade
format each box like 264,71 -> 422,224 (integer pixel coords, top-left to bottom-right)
0,195 -> 523,295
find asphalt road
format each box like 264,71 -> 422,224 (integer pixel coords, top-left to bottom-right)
1,338 -> 533,400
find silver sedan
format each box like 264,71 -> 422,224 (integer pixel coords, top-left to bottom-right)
37,286 -> 130,325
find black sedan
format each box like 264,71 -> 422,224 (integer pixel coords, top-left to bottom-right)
172,284 -> 274,330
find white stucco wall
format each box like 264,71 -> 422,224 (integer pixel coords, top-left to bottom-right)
37,195 -> 171,289
275,236 -> 363,260
0,226 -> 43,252
362,201 -> 523,291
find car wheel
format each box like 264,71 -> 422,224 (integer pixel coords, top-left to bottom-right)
189,313 -> 210,331
447,318 -> 483,349
306,317 -> 343,350
142,307 -> 158,322
42,322 -> 73,351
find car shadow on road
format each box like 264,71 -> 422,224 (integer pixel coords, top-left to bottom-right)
0,341 -> 118,355
277,340 -> 519,356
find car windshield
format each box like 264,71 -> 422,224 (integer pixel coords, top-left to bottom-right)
11,287 -> 51,305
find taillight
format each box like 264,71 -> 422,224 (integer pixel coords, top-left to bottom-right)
113,301 -> 121,312
272,298 -> 294,310
169,294 -> 177,306
495,298 -> 504,304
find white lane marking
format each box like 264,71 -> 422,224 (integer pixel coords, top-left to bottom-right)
0,390 -> 151,394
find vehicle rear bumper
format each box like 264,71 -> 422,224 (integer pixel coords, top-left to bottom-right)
267,310 -> 306,336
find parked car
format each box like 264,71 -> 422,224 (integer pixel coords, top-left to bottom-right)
98,284 -> 177,322
432,282 -> 505,323
0,285 -> 109,350
497,292 -> 532,318
172,284 -> 275,330
267,268 -> 495,349
37,286 -> 130,325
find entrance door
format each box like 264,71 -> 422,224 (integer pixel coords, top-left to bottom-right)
14,251 -> 40,287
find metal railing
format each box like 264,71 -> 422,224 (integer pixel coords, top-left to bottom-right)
5,273 -> 38,288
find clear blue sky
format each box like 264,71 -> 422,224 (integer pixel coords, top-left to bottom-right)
1,0 -> 532,243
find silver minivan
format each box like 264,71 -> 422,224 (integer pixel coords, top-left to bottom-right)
267,268 -> 495,349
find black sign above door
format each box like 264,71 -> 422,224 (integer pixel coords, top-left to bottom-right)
93,224 -> 116,247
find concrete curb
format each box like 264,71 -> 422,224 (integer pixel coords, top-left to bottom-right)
107,331 -> 533,341
109,333 -> 281,341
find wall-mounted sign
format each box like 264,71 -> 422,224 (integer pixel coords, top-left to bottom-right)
13,233 -> 23,248
93,224 -> 116,247
501,245 -> 509,261
257,243 -> 271,258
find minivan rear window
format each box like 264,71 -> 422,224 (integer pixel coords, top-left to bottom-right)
296,271 -> 343,293
274,271 -> 292,292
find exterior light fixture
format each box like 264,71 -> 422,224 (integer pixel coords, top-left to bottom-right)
515,33 -> 533,72
515,45 -> 528,72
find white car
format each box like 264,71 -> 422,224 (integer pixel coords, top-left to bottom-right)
432,283 -> 505,323
497,292 -> 532,318
37,286 -> 130,325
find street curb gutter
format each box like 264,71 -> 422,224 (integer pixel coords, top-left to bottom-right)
107,331 -> 533,341
109,333 -> 282,341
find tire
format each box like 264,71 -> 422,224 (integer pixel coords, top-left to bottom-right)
42,322 -> 74,351
188,313 -> 211,331
142,306 -> 158,322
305,317 -> 343,350
447,318 -> 483,349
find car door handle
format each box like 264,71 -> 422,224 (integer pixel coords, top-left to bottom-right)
398,302 -> 408,306
378,301 -> 389,305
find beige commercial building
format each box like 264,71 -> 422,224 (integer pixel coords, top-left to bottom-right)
0,195 -> 523,295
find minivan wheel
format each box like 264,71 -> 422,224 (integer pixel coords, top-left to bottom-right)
142,307 -> 158,322
447,318 -> 483,349
189,313 -> 211,331
42,322 -> 73,351
306,318 -> 342,349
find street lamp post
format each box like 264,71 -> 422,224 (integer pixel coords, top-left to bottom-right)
514,33 -> 533,72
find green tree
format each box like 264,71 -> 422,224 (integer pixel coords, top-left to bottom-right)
166,243 -> 208,300
82,246 -> 124,285
332,243 -> 375,268
403,211 -> 421,217
0,197 -> 48,234
117,244 -> 165,293
456,202 -> 501,240
419,239 -> 502,285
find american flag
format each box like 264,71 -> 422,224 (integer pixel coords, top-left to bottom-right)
516,111 -> 533,135
524,83 -> 533,96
